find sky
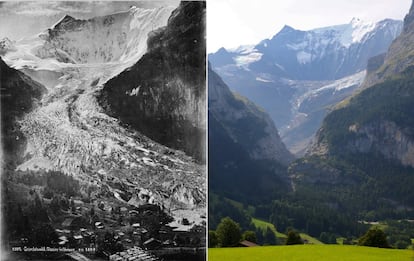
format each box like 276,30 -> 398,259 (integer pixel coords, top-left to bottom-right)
0,1 -> 411,53
207,0 -> 412,53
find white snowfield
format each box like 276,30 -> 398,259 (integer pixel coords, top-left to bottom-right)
2,6 -> 206,216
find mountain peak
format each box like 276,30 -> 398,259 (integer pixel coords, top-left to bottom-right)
216,47 -> 229,53
52,14 -> 77,30
280,24 -> 296,33
350,17 -> 363,25
271,25 -> 297,40
59,14 -> 76,24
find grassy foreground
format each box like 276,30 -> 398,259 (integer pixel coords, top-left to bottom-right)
208,245 -> 414,261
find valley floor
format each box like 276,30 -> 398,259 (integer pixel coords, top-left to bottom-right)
208,245 -> 414,261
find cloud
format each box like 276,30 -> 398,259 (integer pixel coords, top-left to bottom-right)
2,1 -> 179,19
8,2 -> 93,17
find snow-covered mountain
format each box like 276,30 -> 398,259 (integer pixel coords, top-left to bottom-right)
211,18 -> 402,81
209,18 -> 402,154
36,6 -> 172,64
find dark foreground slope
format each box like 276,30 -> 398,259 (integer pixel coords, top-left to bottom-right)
100,1 -> 206,162
208,66 -> 293,228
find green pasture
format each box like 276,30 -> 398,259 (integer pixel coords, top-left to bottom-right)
208,245 -> 414,261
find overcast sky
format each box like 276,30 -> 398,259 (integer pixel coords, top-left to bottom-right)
207,0 -> 412,52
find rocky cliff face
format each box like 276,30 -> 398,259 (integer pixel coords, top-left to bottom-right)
0,57 -> 46,166
100,1 -> 206,162
311,118 -> 414,169
344,121 -> 414,167
209,65 -> 293,202
209,65 -> 293,165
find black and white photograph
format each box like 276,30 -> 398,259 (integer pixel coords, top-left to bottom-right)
1,1 -> 206,260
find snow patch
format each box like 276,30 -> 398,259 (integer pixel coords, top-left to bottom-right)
350,18 -> 376,44
233,51 -> 263,67
256,77 -> 273,83
315,70 -> 366,93
296,51 -> 312,64
127,85 -> 141,96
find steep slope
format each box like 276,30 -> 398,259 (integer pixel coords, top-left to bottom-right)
100,1 -> 206,162
0,57 -> 46,166
209,66 -> 293,165
209,19 -> 402,154
290,1 -> 414,223
209,65 -> 293,202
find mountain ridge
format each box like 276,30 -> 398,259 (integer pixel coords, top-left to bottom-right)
209,17 -> 402,154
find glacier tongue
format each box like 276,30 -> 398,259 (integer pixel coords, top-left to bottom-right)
4,5 -> 205,211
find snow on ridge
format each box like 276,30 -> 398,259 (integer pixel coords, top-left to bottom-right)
314,70 -> 366,93
227,44 -> 255,53
350,18 -> 376,44
234,51 -> 263,67
312,18 -> 376,47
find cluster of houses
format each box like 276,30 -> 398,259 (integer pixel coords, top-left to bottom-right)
57,216 -> 96,247
109,246 -> 159,261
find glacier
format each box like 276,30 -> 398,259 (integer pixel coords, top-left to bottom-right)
2,4 -> 205,222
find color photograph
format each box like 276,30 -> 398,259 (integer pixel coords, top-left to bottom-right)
208,0 -> 414,260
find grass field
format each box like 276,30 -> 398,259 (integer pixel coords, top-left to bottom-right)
252,218 -> 287,238
251,218 -> 323,245
208,245 -> 414,261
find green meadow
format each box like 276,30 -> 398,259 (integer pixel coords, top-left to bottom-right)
208,245 -> 414,261
251,218 -> 287,239
251,217 -> 323,245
